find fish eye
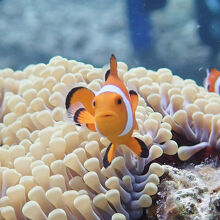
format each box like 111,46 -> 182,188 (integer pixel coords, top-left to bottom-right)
92,100 -> 96,107
117,98 -> 122,104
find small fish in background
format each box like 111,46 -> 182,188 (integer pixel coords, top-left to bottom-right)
65,54 -> 149,168
204,67 -> 220,94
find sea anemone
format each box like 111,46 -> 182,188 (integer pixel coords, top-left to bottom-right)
122,67 -> 220,161
0,56 -> 180,220
0,56 -> 219,219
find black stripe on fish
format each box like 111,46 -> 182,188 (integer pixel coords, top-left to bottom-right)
129,90 -> 137,96
74,107 -> 85,126
65,87 -> 84,110
103,143 -> 112,168
105,69 -> 111,81
134,137 -> 149,158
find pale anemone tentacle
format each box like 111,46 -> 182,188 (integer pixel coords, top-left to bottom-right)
131,67 -> 220,160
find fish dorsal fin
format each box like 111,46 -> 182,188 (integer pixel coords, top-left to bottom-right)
209,67 -> 216,72
104,54 -> 118,82
105,69 -> 110,81
129,90 -> 139,130
129,90 -> 138,114
215,76 -> 220,94
208,67 -> 220,77
105,54 -> 131,107
110,54 -> 118,78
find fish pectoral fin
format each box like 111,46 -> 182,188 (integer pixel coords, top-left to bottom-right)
67,101 -> 95,126
129,90 -> 138,114
65,87 -> 95,115
74,108 -> 95,125
86,123 -> 97,132
103,143 -> 116,168
125,137 -> 149,158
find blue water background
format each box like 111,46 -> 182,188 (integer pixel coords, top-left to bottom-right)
0,0 -> 219,85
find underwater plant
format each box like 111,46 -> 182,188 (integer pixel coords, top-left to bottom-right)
0,55 -> 219,219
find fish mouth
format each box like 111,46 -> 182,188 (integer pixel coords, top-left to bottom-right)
103,114 -> 112,117
96,112 -> 115,118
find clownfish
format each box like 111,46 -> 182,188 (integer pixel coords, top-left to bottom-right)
65,55 -> 148,168
204,67 -> 220,94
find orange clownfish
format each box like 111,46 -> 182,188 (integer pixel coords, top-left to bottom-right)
65,55 -> 148,168
204,68 -> 220,94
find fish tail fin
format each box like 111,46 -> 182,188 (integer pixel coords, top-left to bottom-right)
67,101 -> 95,127
125,137 -> 149,158
103,143 -> 116,168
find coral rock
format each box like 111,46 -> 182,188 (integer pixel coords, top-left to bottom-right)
154,163 -> 220,220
